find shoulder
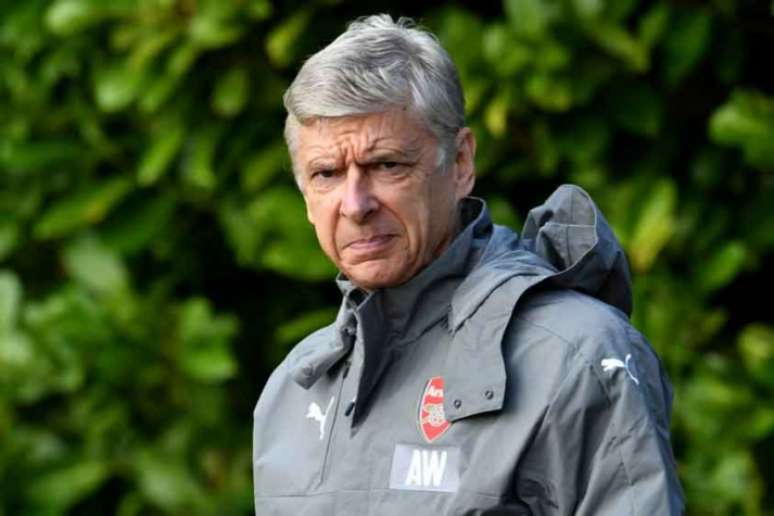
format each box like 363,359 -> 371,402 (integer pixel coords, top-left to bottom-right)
503,285 -> 673,426
254,322 -> 337,413
501,285 -> 664,397
512,287 -> 633,357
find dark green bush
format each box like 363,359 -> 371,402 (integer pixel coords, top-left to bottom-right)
1,1 -> 772,514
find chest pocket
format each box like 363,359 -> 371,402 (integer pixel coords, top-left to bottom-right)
253,383 -> 342,496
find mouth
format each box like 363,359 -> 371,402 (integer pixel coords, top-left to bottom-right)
346,234 -> 396,250
343,234 -> 398,257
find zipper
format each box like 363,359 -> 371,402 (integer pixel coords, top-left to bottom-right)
317,360 -> 350,487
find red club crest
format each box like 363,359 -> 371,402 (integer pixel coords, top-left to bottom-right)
418,376 -> 450,443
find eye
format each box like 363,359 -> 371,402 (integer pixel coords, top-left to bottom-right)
310,168 -> 338,181
374,161 -> 404,172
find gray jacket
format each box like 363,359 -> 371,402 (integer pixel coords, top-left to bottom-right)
253,184 -> 684,515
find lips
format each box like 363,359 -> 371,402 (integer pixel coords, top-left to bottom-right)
345,234 -> 396,251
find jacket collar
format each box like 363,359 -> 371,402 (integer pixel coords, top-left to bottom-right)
336,197 -> 490,344
288,198 -> 489,389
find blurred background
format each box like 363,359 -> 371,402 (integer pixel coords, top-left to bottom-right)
1,0 -> 772,514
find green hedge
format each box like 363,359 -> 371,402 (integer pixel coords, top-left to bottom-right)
1,1 -> 772,514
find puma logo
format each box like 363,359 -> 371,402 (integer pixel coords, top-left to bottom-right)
306,397 -> 335,440
601,353 -> 640,385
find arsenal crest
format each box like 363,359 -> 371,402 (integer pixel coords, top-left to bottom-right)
418,376 -> 450,442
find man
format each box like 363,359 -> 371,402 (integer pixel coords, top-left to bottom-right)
253,14 -> 684,515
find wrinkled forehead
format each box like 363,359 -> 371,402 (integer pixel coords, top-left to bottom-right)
295,110 -> 436,162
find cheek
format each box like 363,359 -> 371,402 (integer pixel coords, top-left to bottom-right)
306,200 -> 338,249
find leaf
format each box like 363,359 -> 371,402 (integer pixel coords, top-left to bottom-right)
134,450 -> 203,511
710,91 -> 772,142
246,187 -> 336,280
240,142 -> 288,193
0,221 -> 19,261
557,117 -> 610,165
34,177 -> 133,239
504,0 -> 552,39
696,240 -> 747,292
0,270 -> 22,335
246,0 -> 273,20
628,179 -> 677,272
482,23 -> 531,76
586,21 -> 649,72
679,365 -> 756,444
526,73 -> 573,111
738,324 -> 774,388
127,26 -> 180,71
709,88 -> 774,170
45,0 -> 100,36
484,88 -> 511,137
638,2 -> 671,48
138,121 -> 185,185
661,8 -> 712,86
572,0 -> 603,19
62,235 -> 129,296
27,459 -> 110,511
0,139 -> 81,170
138,71 -> 183,114
434,7 -> 486,73
177,298 -> 238,382
93,59 -> 145,113
212,65 -> 249,117
534,42 -> 570,72
608,82 -> 663,136
708,450 -> 763,509
187,1 -> 243,49
180,127 -> 221,191
99,194 -> 176,255
179,343 -> 237,382
218,198 -> 263,264
265,10 -> 311,68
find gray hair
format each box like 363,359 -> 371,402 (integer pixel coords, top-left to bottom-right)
283,14 -> 465,180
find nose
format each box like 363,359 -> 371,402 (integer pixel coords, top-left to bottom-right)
340,168 -> 378,223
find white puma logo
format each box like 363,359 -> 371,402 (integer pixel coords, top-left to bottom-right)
601,353 -> 640,385
306,397 -> 335,440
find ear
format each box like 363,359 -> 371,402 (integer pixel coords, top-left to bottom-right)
452,127 -> 476,200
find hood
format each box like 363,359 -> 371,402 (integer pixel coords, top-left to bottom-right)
450,184 -> 632,331
520,184 -> 632,315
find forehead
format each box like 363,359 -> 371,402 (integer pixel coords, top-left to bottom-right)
295,110 -> 434,161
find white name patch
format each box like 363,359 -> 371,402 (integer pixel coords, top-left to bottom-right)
389,444 -> 460,492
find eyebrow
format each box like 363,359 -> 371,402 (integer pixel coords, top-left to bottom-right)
361,138 -> 424,160
306,158 -> 339,173
302,136 -> 427,171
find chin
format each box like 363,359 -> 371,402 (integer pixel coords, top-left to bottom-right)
345,265 -> 409,291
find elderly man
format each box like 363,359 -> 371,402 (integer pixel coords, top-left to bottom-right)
252,14 -> 683,515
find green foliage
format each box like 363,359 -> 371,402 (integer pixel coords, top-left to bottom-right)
0,0 -> 772,514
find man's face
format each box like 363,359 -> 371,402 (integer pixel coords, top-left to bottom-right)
294,109 -> 475,290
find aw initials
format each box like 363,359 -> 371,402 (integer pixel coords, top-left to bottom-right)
405,449 -> 447,488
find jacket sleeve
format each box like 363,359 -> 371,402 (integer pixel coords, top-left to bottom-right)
513,330 -> 684,515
